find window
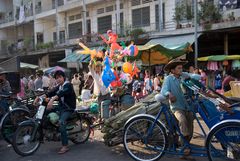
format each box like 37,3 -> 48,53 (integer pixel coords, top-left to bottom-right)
155,3 -> 165,30
142,0 -> 152,4
69,15 -> 75,21
37,32 -> 43,44
75,14 -> 82,19
219,0 -> 240,10
106,6 -> 114,12
98,15 -> 112,34
68,22 -> 82,39
59,31 -> 65,44
53,32 -> 57,44
120,12 -> 124,35
132,7 -> 150,27
131,0 -> 141,6
120,3 -> 124,9
97,8 -> 104,14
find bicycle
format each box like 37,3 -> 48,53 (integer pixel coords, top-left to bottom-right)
123,79 -> 240,161
0,91 -> 45,144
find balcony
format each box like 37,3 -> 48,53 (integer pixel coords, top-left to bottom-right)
0,15 -> 14,25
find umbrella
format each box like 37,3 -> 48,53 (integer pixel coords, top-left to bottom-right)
43,66 -> 68,75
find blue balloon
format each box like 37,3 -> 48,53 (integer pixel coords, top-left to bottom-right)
102,65 -> 116,88
129,45 -> 135,56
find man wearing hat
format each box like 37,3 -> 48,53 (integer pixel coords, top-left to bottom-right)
160,59 -> 194,156
0,67 -> 11,118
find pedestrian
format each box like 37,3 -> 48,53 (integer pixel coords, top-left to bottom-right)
34,70 -> 43,91
71,73 -> 81,97
89,60 -> 109,119
222,71 -> 236,92
144,71 -> 153,95
153,74 -> 161,92
42,73 -> 50,90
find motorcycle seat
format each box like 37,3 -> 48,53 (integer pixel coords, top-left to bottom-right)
75,106 -> 90,113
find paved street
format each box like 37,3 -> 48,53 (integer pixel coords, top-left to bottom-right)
0,122 -> 208,161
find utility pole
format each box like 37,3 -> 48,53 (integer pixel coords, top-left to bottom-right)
82,0 -> 87,37
194,0 -> 198,68
158,0 -> 163,32
55,0 -> 59,45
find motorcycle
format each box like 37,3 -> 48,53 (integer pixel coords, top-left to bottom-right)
12,97 -> 93,156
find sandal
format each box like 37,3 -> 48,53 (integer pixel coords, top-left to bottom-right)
58,147 -> 69,154
183,147 -> 191,156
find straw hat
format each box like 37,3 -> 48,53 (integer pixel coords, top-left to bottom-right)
164,59 -> 188,72
0,67 -> 10,75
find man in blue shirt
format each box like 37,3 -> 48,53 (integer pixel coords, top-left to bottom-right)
161,59 -> 194,156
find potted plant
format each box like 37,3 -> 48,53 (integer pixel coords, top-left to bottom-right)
198,1 -> 222,30
185,3 -> 193,27
173,2 -> 185,29
130,28 -> 146,41
228,12 -> 235,21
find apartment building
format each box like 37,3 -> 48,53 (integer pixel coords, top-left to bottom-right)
0,0 -> 240,67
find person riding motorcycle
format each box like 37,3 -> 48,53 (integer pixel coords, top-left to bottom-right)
34,70 -> 76,154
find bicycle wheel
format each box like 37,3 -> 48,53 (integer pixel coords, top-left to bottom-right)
69,118 -> 91,144
123,115 -> 167,161
206,121 -> 240,161
12,123 -> 41,156
0,107 -> 30,144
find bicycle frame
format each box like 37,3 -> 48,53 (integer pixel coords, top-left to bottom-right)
145,102 -> 207,157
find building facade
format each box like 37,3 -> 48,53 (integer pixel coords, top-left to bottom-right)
0,0 -> 240,67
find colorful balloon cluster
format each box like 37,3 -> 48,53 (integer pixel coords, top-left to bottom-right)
78,30 -> 140,96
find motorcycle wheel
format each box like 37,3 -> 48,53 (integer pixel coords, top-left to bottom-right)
12,124 -> 41,156
0,107 -> 30,144
69,118 -> 91,144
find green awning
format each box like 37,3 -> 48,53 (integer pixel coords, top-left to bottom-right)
145,34 -> 199,49
134,34 -> 202,65
59,51 -> 90,63
198,55 -> 240,61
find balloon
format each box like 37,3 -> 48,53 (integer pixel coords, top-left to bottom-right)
102,57 -> 116,87
113,70 -> 119,80
78,43 -> 103,59
122,62 -> 133,74
102,66 -> 116,88
129,45 -> 135,56
128,45 -> 138,57
134,45 -> 139,56
122,48 -> 131,56
131,62 -> 140,78
110,80 -> 122,88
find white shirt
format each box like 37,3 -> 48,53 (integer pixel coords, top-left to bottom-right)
81,89 -> 92,102
144,78 -> 152,91
42,75 -> 50,88
89,67 -> 109,96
